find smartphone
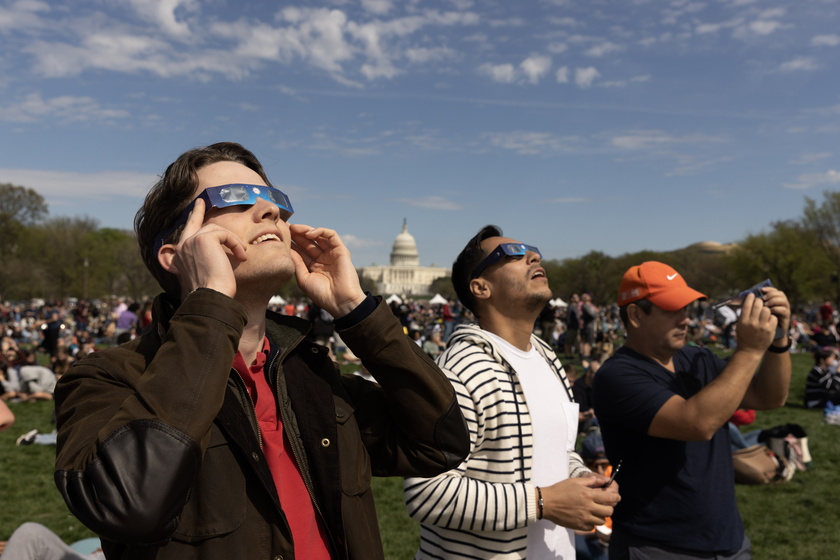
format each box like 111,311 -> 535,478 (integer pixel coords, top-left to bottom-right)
713,279 -> 784,339
603,460 -> 622,488
713,279 -> 773,309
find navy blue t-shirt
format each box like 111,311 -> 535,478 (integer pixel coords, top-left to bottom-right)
593,345 -> 744,554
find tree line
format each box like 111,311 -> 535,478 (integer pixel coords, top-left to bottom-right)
2,182 -> 839,309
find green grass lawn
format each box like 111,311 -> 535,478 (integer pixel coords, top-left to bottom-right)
2,350 -> 838,558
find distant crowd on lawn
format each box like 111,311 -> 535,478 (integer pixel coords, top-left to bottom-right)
1,293 -> 839,403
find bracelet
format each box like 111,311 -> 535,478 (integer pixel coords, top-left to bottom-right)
536,486 -> 544,520
767,339 -> 792,354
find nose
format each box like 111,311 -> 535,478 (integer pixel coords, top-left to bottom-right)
527,250 -> 541,264
252,198 -> 281,222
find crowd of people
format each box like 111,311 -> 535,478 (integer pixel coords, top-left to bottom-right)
1,141 -> 838,560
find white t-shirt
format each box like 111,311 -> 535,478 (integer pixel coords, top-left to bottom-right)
484,332 -> 578,560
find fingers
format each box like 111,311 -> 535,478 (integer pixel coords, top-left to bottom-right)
179,197 -> 207,242
761,287 -> 792,325
741,293 -> 774,324
736,294 -> 777,351
290,224 -> 347,261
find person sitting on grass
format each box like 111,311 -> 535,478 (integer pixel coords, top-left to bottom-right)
804,346 -> 840,409
0,522 -> 103,559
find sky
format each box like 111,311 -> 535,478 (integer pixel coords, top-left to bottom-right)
1,0 -> 839,269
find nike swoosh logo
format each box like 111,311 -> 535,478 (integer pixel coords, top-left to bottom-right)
667,273 -> 678,280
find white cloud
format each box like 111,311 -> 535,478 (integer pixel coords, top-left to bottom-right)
584,41 -> 622,57
520,55 -> 552,84
0,168 -> 156,198
555,66 -> 569,83
341,234 -> 386,249
574,66 -> 600,88
742,19 -> 783,36
487,17 -> 526,27
610,130 -> 725,150
548,16 -> 579,27
479,55 -> 552,85
478,62 -> 517,83
0,0 -> 50,32
547,42 -> 568,54
789,153 -> 831,165
482,131 -> 581,155
126,0 -> 199,38
0,92 -> 129,123
405,46 -> 456,63
783,170 -> 840,190
360,0 -> 393,16
812,34 -> 840,47
695,18 -> 742,35
17,5 -> 479,85
397,196 -> 462,210
779,57 -> 818,72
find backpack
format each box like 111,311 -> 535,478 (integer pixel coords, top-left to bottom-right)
732,444 -> 793,484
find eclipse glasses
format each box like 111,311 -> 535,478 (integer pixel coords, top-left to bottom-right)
154,184 -> 294,254
471,242 -> 541,280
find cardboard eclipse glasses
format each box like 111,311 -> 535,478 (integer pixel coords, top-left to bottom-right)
154,184 -> 294,254
471,242 -> 541,280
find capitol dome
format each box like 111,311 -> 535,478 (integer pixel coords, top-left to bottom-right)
390,220 -> 420,266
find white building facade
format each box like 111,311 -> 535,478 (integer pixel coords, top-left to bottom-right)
359,221 -> 450,296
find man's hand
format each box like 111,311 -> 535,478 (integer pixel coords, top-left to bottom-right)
291,224 -> 366,318
734,293 -> 777,355
762,287 -> 791,343
158,198 -> 247,298
540,476 -> 620,531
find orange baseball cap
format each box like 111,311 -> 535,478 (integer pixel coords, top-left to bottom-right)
617,261 -> 707,311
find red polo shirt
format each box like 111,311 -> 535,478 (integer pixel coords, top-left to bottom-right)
233,338 -> 331,559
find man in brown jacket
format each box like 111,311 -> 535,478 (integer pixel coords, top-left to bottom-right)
54,142 -> 468,560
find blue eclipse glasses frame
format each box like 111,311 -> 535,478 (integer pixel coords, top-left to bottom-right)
153,183 -> 294,254
470,242 -> 541,280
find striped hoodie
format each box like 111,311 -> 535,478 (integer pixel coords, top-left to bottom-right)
404,323 -> 588,559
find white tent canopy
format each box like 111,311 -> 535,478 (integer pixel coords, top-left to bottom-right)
269,295 -> 286,306
550,298 -> 567,308
428,293 -> 448,305
386,294 -> 403,304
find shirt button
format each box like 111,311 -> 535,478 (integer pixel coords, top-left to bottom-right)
321,438 -> 331,447
274,556 -> 284,560
252,451 -> 260,461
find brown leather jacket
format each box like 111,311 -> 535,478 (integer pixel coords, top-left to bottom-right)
54,289 -> 468,560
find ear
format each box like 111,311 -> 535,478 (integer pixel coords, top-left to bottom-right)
157,245 -> 180,275
626,304 -> 644,329
470,278 -> 491,302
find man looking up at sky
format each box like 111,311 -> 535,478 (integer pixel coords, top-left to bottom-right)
53,142 -> 468,560
405,224 -> 619,559
594,262 -> 791,559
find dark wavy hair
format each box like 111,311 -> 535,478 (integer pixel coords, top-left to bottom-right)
451,225 -> 502,317
134,142 -> 271,296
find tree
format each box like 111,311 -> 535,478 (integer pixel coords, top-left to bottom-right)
429,276 -> 455,300
0,183 -> 49,298
802,190 -> 840,273
725,220 -> 833,310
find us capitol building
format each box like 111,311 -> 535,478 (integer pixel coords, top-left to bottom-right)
358,221 -> 450,296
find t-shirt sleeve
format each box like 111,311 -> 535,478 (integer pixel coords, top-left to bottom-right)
594,355 -> 676,436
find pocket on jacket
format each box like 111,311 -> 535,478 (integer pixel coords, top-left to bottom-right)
335,401 -> 372,496
172,428 -> 246,541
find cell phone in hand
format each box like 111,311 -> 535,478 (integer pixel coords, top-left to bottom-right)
603,460 -> 621,488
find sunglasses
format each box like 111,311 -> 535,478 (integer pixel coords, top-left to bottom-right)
154,184 -> 294,254
470,242 -> 541,280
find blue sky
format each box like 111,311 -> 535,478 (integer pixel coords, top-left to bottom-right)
1,0 -> 839,269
